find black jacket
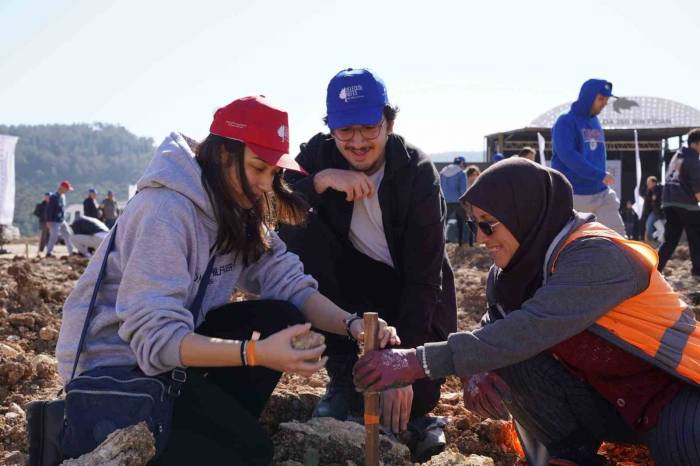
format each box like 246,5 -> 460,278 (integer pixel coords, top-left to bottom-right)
33,201 -> 48,223
83,197 -> 101,219
663,147 -> 700,210
284,133 -> 457,346
70,216 -> 109,236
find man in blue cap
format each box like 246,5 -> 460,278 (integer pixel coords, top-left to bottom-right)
280,68 -> 456,461
552,79 -> 626,235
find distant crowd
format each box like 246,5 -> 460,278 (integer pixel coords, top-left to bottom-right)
32,181 -> 120,258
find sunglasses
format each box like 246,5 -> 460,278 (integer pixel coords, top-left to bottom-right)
467,219 -> 501,236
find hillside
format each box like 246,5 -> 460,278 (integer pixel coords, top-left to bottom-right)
0,124 -> 155,235
1,123 -> 484,236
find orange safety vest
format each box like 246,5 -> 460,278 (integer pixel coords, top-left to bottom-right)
551,222 -> 700,386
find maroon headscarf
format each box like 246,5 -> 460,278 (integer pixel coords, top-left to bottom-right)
461,158 -> 574,312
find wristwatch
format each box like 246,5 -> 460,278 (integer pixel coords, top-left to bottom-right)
343,313 -> 363,342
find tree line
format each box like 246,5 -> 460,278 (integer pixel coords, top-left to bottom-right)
0,123 -> 155,235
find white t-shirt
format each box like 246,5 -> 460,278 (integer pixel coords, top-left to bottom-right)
348,164 -> 394,268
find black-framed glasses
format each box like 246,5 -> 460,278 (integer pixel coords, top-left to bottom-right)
332,119 -> 385,142
467,219 -> 501,236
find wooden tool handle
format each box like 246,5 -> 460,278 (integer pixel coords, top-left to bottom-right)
363,312 -> 379,466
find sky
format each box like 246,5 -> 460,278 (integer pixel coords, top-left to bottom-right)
1,0 -> 699,156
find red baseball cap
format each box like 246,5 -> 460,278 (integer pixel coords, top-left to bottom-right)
209,96 -> 306,174
59,180 -> 74,191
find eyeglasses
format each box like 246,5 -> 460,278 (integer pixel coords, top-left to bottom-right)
332,119 -> 385,142
467,219 -> 501,236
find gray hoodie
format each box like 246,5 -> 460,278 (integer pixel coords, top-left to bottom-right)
56,132 -> 317,381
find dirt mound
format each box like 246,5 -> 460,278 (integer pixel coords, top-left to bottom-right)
2,243 -> 695,464
0,255 -> 87,458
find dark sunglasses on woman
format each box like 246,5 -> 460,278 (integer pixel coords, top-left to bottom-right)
467,219 -> 501,236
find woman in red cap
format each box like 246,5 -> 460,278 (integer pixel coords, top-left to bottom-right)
54,96 -> 398,465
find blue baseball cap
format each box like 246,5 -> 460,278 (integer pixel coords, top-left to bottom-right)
326,68 -> 389,129
600,80 -> 615,98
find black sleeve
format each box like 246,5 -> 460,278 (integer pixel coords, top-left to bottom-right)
395,159 -> 448,347
683,155 -> 700,194
283,133 -> 327,208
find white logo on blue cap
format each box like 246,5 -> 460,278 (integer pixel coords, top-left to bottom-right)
339,85 -> 364,103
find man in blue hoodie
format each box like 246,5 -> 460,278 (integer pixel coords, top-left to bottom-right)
440,156 -> 468,245
552,79 -> 626,235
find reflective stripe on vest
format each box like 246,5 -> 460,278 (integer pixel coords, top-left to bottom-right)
551,222 -> 700,384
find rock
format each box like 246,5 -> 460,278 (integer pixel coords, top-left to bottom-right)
5,412 -> 20,421
59,421 -> 155,466
272,417 -> 410,466
423,450 -> 495,465
8,313 -> 36,329
0,359 -> 32,386
31,354 -> 57,379
291,331 -> 325,363
39,326 -> 59,341
0,343 -> 20,358
260,389 -> 321,432
291,331 -> 325,350
3,451 -> 28,466
0,307 -> 8,319
8,403 -> 25,419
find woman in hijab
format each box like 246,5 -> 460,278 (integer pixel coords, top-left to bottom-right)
353,158 -> 700,466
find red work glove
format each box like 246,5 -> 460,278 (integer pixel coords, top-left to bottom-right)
353,349 -> 426,392
461,372 -> 511,420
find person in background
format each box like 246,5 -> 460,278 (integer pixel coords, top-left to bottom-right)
658,128 -> 700,278
642,176 -> 663,243
33,192 -> 51,254
45,180 -> 75,258
551,79 -> 626,236
354,158 -> 700,466
518,147 -> 537,161
83,188 -> 101,220
621,200 -> 640,241
100,190 -> 120,228
69,212 -> 110,258
440,156 -> 468,246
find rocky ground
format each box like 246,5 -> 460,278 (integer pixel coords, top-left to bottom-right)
1,243 -> 697,465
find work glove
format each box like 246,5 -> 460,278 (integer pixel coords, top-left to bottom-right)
353,349 -> 426,392
461,372 -> 511,420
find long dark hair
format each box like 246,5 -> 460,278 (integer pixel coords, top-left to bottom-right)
195,134 -> 307,265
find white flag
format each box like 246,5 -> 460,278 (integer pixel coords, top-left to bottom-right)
632,130 -> 644,219
536,132 -> 546,166
0,135 -> 18,225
